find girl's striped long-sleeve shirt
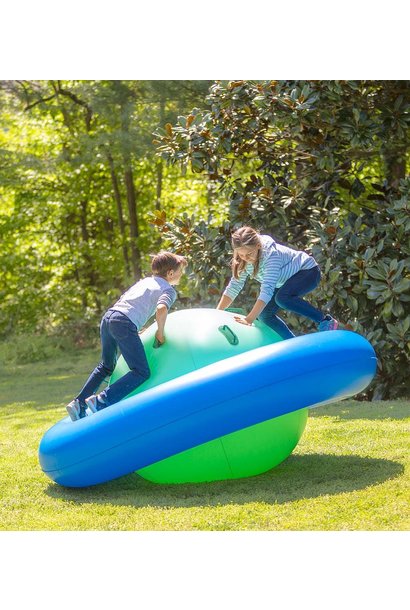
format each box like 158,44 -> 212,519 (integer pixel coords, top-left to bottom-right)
223,234 -> 318,305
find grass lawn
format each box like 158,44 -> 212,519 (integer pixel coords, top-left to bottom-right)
1,347 -> 409,531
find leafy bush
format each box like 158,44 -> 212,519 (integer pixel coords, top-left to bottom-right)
0,333 -> 74,366
153,80 -> 410,399
308,179 -> 410,399
155,180 -> 410,400
0,314 -> 100,366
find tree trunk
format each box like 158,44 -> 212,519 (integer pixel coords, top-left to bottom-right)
124,162 -> 140,279
155,160 -> 163,212
155,89 -> 166,212
79,199 -> 101,310
53,85 -> 102,306
384,145 -> 407,191
107,151 -> 131,279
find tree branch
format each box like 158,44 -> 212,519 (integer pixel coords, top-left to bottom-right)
24,93 -> 58,111
54,82 -> 93,130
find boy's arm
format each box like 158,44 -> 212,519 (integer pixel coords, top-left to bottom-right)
155,286 -> 176,345
155,303 -> 168,344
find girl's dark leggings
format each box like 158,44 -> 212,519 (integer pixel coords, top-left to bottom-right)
258,266 -> 324,339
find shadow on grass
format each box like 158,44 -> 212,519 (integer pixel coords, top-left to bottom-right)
44,453 -> 403,509
310,400 -> 409,420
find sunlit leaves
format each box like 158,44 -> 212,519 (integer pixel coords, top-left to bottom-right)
0,80 -> 216,337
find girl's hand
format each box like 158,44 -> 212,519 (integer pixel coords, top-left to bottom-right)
234,315 -> 253,326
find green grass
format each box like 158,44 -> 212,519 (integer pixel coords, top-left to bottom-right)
1,347 -> 409,530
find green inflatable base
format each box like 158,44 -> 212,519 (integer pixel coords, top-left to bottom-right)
138,407 -> 308,484
110,308 -> 308,484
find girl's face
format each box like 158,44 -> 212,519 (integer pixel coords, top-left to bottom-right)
235,246 -> 260,263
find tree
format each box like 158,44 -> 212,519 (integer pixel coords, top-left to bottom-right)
0,79 -> 214,337
156,80 -> 409,232
153,80 -> 410,398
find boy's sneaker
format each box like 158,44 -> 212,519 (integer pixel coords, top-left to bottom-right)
66,399 -> 87,421
318,315 -> 339,332
85,394 -> 108,414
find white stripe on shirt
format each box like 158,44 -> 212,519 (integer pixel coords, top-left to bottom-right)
223,235 -> 317,304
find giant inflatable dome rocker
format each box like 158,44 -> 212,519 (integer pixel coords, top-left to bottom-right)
39,309 -> 377,487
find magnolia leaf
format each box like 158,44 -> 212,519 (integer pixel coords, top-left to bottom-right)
395,278 -> 410,293
366,268 -> 386,281
229,81 -> 244,89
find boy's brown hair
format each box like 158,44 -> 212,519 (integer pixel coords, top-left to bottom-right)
151,251 -> 187,278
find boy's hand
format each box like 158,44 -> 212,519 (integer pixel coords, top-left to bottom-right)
154,330 -> 165,347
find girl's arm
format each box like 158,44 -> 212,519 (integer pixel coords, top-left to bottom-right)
235,299 -> 267,326
217,269 -> 248,310
155,303 -> 168,344
236,250 -> 280,326
216,294 -> 233,310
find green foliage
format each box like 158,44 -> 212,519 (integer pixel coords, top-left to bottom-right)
156,183 -> 410,400
0,333 -> 75,366
308,180 -> 410,398
1,80 -> 409,399
154,80 -> 410,399
150,211 -> 232,302
0,80 -> 214,337
155,80 -> 409,220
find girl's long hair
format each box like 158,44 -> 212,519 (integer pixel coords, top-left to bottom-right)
231,226 -> 262,279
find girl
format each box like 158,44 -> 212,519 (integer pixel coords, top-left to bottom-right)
216,226 -> 338,339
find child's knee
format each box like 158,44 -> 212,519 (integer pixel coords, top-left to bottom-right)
99,362 -> 115,377
274,289 -> 292,309
131,365 -> 151,382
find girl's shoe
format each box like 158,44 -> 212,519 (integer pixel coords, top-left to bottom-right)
318,315 -> 339,331
85,394 -> 108,414
66,399 -> 87,421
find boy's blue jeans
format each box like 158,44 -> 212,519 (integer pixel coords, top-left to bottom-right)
258,266 -> 324,339
76,309 -> 150,407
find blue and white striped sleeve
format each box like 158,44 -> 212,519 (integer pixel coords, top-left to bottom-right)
223,270 -> 249,302
157,287 -> 176,309
258,252 -> 281,304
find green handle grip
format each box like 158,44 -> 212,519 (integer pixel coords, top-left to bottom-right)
218,325 -> 239,346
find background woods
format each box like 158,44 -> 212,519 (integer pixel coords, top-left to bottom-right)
0,80 -> 409,398
0,80 -> 213,335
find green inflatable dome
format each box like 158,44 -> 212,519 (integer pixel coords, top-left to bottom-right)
109,308 -> 308,484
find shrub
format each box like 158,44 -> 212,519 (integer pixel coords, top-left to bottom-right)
308,179 -> 410,399
0,333 -> 74,366
0,315 -> 100,367
156,180 -> 410,399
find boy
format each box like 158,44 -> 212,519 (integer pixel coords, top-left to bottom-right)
66,251 -> 187,421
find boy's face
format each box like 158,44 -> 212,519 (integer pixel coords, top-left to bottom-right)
167,264 -> 185,285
